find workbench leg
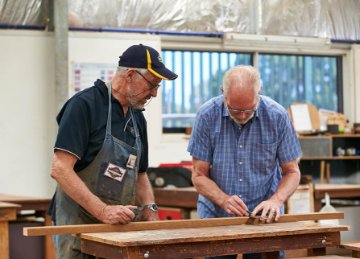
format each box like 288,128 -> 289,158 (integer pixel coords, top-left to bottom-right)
44,214 -> 56,259
0,221 -> 10,259
319,160 -> 325,183
314,198 -> 322,212
325,163 -> 331,184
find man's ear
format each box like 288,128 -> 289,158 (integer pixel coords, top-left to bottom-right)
220,85 -> 224,93
126,69 -> 135,82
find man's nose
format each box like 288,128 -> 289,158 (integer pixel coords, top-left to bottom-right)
150,87 -> 158,97
237,112 -> 248,119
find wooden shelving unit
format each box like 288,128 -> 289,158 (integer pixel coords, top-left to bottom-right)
298,134 -> 360,183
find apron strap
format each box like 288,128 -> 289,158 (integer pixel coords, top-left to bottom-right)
107,81 -> 142,172
106,82 -> 112,135
129,108 -> 142,172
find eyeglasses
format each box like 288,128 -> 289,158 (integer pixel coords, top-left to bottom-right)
226,96 -> 259,115
227,101 -> 258,115
227,107 -> 257,115
135,70 -> 161,91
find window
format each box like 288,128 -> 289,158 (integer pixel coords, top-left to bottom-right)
161,50 -> 251,131
161,50 -> 342,132
258,54 -> 341,112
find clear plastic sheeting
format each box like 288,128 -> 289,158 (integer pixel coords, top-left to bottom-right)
69,0 -> 251,33
0,0 -> 360,40
261,0 -> 360,40
0,0 -> 45,26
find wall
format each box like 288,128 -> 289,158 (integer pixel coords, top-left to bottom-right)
0,30 -> 359,198
0,30 -> 191,197
67,32 -> 192,167
0,30 -> 55,197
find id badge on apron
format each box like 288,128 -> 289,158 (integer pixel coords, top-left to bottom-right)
104,162 -> 127,182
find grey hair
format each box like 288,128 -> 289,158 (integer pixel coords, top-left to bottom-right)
116,66 -> 147,75
222,65 -> 261,97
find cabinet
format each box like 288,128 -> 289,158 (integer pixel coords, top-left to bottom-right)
298,134 -> 360,183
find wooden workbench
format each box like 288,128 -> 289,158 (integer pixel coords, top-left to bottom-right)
154,184 -> 360,213
314,184 -> 360,211
0,193 -> 55,259
154,187 -> 198,209
80,221 -> 349,259
0,202 -> 19,259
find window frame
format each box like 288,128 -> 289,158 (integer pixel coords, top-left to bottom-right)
159,34 -> 352,134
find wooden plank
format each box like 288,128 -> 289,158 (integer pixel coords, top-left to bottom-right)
292,256 -> 351,259
24,211 -> 344,236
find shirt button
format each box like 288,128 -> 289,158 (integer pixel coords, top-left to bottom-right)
239,161 -> 243,165
239,178 -> 243,182
239,145 -> 243,148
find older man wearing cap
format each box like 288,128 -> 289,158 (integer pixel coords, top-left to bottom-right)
49,44 -> 177,259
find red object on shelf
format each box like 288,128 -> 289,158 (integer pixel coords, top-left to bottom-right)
158,207 -> 188,220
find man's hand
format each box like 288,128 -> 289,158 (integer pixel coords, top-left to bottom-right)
252,200 -> 281,223
141,209 -> 159,221
98,204 -> 138,224
222,195 -> 249,216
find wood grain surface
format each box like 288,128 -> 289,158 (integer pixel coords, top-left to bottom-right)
80,221 -> 349,247
24,211 -> 344,236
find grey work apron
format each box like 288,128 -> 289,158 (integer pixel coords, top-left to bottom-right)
54,84 -> 142,259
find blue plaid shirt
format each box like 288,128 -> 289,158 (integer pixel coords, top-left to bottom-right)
187,95 -> 302,218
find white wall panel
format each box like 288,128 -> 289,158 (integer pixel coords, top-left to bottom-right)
0,30 -> 55,197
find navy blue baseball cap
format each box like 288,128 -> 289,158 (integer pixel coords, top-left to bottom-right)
119,44 -> 178,80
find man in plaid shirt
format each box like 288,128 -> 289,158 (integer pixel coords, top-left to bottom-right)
188,65 -> 302,259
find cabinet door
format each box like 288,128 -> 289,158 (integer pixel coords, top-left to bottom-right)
298,136 -> 332,158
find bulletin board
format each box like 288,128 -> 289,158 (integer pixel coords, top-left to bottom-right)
68,32 -> 161,95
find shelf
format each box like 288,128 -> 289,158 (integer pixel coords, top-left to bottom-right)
299,133 -> 360,138
328,134 -> 360,138
298,134 -> 360,184
301,156 -> 360,160
298,134 -> 360,158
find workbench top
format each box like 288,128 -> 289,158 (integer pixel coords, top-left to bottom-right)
81,221 -> 349,247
